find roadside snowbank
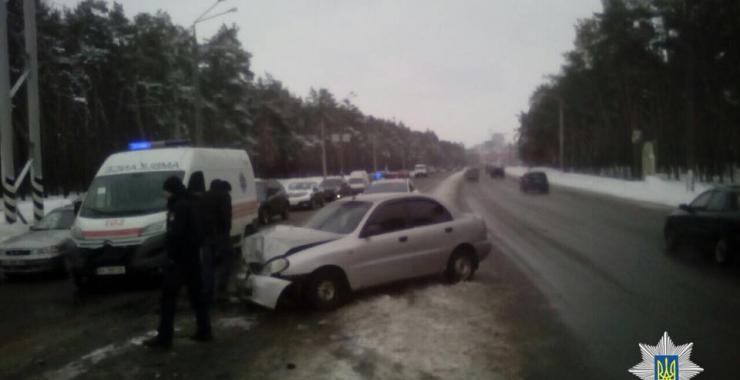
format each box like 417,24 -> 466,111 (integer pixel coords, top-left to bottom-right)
507,167 -> 711,207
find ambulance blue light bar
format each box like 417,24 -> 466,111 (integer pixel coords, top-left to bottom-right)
128,140 -> 191,151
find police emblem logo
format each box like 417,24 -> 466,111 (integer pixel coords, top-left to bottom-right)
629,332 -> 703,380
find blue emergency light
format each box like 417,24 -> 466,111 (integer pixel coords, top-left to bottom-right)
127,140 -> 191,151
128,141 -> 152,150
373,171 -> 384,180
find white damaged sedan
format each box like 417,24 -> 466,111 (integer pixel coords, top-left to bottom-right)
241,193 -> 492,310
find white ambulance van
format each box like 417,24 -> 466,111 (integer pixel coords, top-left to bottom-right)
67,143 -> 259,287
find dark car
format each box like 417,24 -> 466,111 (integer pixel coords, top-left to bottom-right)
487,165 -> 505,178
664,186 -> 740,265
520,171 -> 549,193
319,177 -> 353,201
0,205 -> 77,277
256,179 -> 290,225
464,167 -> 480,182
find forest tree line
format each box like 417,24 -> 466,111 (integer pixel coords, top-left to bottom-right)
4,0 -> 466,194
518,0 -> 740,181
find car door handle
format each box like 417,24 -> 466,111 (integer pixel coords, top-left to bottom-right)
445,227 -> 453,233
399,236 -> 408,242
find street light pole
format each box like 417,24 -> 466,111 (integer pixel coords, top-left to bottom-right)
190,0 -> 237,145
557,97 -> 564,172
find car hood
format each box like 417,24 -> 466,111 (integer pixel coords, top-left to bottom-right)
0,230 -> 71,250
243,225 -> 342,263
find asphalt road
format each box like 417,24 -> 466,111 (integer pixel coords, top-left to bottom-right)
462,174 -> 740,379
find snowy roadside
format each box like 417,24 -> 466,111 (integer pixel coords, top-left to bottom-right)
507,166 -> 711,208
0,196 -> 76,243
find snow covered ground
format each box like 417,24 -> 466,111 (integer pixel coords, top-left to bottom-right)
0,196 -> 76,243
507,167 -> 712,207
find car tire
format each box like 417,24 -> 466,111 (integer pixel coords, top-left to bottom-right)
446,249 -> 477,283
73,274 -> 93,291
259,210 -> 270,226
664,227 -> 679,254
305,268 -> 347,311
281,208 -> 290,221
714,238 -> 733,265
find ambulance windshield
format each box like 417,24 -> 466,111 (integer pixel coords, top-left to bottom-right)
80,171 -> 184,218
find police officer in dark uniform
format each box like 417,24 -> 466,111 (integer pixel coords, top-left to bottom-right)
201,179 -> 232,305
144,176 -> 211,348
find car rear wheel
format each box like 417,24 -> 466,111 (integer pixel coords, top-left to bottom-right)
305,269 -> 347,311
714,238 -> 733,265
281,208 -> 289,221
446,249 -> 476,283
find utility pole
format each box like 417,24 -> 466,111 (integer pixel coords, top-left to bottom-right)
192,25 -> 202,145
372,134 -> 377,172
24,0 -> 43,221
320,115 -> 327,177
558,97 -> 564,172
0,2 -> 17,223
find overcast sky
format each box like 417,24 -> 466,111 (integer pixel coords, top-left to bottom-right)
51,0 -> 603,147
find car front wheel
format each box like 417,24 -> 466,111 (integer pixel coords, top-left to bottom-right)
714,238 -> 733,265
305,269 -> 347,311
446,249 -> 476,283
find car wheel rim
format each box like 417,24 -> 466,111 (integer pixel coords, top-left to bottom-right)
454,257 -> 472,280
715,240 -> 728,263
317,281 -> 336,302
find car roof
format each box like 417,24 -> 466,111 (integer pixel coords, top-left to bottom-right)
371,178 -> 407,184
351,192 -> 432,203
713,185 -> 740,192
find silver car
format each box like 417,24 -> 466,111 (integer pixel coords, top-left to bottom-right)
241,193 -> 492,310
0,206 -> 77,276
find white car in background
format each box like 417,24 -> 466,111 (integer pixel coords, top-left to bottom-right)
412,164 -> 428,178
287,180 -> 325,209
241,193 -> 492,310
365,178 -> 416,194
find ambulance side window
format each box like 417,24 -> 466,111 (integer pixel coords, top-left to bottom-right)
188,171 -> 206,193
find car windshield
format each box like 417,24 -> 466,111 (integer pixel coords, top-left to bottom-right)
321,179 -> 343,187
80,171 -> 184,218
303,201 -> 372,234
32,209 -> 75,230
288,182 -> 315,191
365,182 -> 408,194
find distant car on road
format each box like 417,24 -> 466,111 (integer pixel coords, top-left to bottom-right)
319,177 -> 353,201
520,171 -> 549,193
486,165 -> 505,179
287,181 -> 324,210
347,177 -> 369,195
256,179 -> 290,225
0,205 -> 76,277
241,193 -> 492,310
364,179 -> 416,194
664,186 -> 740,265
464,167 -> 480,182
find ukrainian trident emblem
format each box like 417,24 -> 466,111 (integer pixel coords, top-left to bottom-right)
629,332 -> 703,380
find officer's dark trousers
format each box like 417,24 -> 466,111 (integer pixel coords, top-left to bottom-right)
157,260 -> 211,342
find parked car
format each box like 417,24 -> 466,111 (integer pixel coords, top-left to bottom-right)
664,186 -> 740,265
520,171 -> 549,193
256,179 -> 290,225
412,164 -> 428,178
0,205 -> 77,277
365,179 -> 416,194
287,180 -> 325,209
348,170 -> 370,195
319,177 -> 353,201
347,177 -> 370,195
241,193 -> 492,310
464,167 -> 480,182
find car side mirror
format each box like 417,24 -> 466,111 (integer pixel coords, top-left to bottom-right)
679,204 -> 693,213
361,224 -> 383,239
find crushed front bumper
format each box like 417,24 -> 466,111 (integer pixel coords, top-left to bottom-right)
239,273 -> 293,309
